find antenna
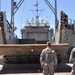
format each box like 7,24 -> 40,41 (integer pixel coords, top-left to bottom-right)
31,1 -> 44,24
38,16 -> 48,23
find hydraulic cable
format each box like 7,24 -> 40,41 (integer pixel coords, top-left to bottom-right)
44,0 -> 55,14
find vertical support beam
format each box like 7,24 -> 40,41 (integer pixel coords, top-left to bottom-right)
44,0 -> 59,44
11,0 -> 24,35
74,21 -> 75,31
55,0 -> 57,32
11,0 -> 14,34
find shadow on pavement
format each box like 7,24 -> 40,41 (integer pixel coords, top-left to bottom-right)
0,63 -> 72,74
55,63 -> 72,72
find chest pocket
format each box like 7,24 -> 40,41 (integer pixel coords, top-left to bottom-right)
45,49 -> 54,63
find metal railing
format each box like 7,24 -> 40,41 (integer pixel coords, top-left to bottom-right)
67,18 -> 75,31
68,18 -> 75,25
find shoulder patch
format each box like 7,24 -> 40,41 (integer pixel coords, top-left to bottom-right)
42,48 -> 46,53
52,50 -> 55,52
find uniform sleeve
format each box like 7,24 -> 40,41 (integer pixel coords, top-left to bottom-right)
40,50 -> 45,68
69,52 -> 72,63
69,48 -> 75,63
54,51 -> 58,68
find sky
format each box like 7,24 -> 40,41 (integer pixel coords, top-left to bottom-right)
1,0 -> 75,38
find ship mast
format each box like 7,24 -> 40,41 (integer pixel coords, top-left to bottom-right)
36,1 -> 39,22
31,1 -> 44,25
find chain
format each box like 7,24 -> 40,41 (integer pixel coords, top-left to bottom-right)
63,27 -> 68,43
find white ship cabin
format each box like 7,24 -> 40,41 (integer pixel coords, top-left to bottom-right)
21,20 -> 54,44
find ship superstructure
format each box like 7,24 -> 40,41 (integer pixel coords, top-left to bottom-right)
20,1 -> 54,44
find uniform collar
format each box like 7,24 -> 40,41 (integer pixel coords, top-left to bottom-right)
46,47 -> 51,50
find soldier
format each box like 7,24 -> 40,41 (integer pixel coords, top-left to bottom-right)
69,47 -> 75,75
40,42 -> 57,75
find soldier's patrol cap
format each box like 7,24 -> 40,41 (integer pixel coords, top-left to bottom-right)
47,42 -> 51,46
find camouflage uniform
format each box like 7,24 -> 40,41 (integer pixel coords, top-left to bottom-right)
69,48 -> 75,75
40,47 -> 57,75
